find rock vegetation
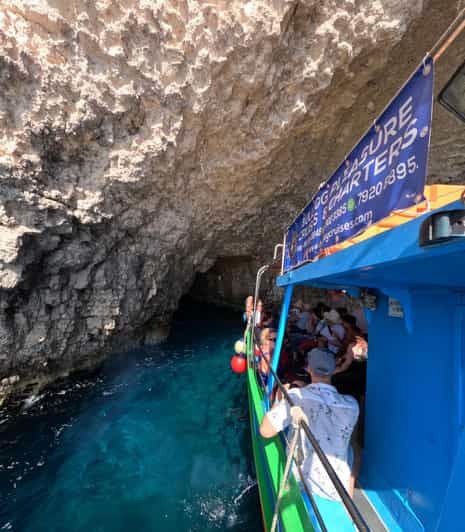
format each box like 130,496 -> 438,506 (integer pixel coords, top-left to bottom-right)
0,0 -> 464,399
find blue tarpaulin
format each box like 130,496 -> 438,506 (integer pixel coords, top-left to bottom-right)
283,57 -> 434,273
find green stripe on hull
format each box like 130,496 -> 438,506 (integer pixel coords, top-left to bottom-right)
247,357 -> 314,532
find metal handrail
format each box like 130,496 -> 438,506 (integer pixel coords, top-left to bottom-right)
296,460 -> 328,532
252,264 -> 270,331
273,243 -> 283,261
249,326 -> 369,532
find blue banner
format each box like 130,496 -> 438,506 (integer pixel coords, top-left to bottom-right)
283,58 -> 434,272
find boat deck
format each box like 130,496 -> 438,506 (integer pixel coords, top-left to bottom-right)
353,488 -> 388,532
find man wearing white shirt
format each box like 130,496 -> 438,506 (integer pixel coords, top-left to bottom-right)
260,348 -> 359,500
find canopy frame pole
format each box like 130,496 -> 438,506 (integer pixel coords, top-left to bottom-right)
267,284 -> 293,397
431,8 -> 465,63
252,265 -> 270,331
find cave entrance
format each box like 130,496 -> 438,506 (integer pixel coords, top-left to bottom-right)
189,255 -> 282,310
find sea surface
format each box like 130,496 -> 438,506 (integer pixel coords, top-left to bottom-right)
0,299 -> 262,532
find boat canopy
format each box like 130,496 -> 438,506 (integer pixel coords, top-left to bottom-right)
275,192 -> 465,531
278,188 -> 465,295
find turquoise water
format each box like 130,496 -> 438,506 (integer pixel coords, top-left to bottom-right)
0,300 -> 262,532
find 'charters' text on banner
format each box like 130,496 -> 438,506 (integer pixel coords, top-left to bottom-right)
283,57 -> 434,272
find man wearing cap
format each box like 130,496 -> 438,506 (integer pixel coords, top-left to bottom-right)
260,348 -> 359,501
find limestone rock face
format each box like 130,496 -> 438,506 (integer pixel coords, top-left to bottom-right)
0,0 -> 464,394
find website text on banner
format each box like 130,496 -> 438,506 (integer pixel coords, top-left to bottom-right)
283,57 -> 434,273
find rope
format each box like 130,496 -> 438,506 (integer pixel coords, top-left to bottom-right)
276,403 -> 328,532
431,7 -> 465,62
270,406 -> 308,532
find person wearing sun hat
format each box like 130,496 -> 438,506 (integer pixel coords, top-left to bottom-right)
260,347 -> 359,500
289,299 -> 304,320
320,309 -> 346,354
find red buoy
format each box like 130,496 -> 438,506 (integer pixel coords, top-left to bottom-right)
231,355 -> 247,374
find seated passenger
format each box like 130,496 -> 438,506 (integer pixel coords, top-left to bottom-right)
296,305 -> 328,352
258,327 -> 277,383
261,311 -> 274,328
294,303 -> 312,333
337,314 -> 359,355
254,299 -> 264,327
243,295 -> 254,324
291,299 -> 304,316
260,348 -> 359,499
288,300 -> 304,330
306,307 -> 321,336
328,289 -> 368,334
319,309 -> 345,354
270,306 -> 281,330
333,334 -> 368,401
313,302 -> 330,333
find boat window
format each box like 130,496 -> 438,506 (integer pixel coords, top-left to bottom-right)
419,209 -> 465,246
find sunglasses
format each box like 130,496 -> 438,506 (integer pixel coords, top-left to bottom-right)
269,336 -> 277,341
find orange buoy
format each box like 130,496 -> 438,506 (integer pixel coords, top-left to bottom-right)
231,355 -> 247,373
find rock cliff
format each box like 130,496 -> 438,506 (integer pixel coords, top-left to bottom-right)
0,0 -> 464,399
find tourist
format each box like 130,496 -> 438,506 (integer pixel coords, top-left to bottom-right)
319,309 -> 345,354
270,306 -> 281,330
291,299 -> 304,316
260,348 -> 359,500
304,303 -> 329,337
313,302 -> 330,332
306,307 -> 321,336
288,303 -> 314,351
254,299 -> 264,327
288,299 -> 304,329
257,327 -> 277,384
333,335 -> 368,400
294,303 -> 312,333
243,295 -> 254,323
328,289 -> 368,334
261,310 -> 274,328
337,314 -> 359,354
332,334 -> 368,495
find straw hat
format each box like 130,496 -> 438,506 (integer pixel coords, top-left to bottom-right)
323,309 -> 341,324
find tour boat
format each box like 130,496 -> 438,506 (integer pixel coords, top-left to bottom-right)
244,14 -> 465,532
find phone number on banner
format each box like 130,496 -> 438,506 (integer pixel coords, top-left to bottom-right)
357,155 -> 417,206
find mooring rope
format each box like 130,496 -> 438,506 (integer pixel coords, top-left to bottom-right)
431,6 -> 465,62
270,406 -> 307,532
